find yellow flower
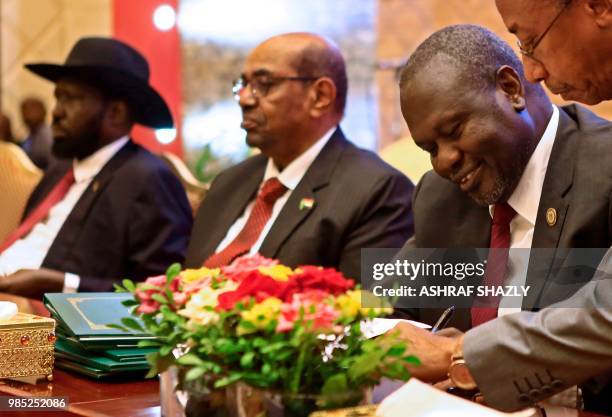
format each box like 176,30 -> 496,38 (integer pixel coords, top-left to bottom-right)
239,297 -> 283,334
336,290 -> 362,319
180,267 -> 221,284
258,265 -> 294,282
336,290 -> 393,319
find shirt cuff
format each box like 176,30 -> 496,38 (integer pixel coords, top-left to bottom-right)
63,272 -> 80,293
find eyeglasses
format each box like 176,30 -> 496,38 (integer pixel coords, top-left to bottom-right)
232,75 -> 318,100
516,1 -> 570,59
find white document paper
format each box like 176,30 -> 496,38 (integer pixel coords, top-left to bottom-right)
362,318 -> 431,339
377,379 -> 536,417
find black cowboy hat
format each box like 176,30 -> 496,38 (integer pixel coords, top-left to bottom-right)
25,37 -> 173,128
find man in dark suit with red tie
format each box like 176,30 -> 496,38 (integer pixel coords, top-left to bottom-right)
185,32 -> 414,279
0,37 -> 192,297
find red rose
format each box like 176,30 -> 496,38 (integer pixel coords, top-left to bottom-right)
217,270 -> 287,310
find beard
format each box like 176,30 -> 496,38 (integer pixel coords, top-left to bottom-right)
52,112 -> 105,160
470,139 -> 534,207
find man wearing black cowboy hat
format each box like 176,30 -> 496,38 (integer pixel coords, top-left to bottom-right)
0,37 -> 192,297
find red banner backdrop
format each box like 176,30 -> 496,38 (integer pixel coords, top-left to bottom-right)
112,0 -> 183,157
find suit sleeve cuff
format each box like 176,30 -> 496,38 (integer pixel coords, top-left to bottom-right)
63,272 -> 80,293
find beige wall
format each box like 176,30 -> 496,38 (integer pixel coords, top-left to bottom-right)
377,0 -> 612,180
1,0 -> 111,140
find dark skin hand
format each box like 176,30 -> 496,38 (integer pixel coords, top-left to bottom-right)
0,269 -> 65,299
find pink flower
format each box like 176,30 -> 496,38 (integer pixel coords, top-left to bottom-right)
135,274 -> 186,314
181,276 -> 213,297
276,290 -> 340,333
222,254 -> 278,279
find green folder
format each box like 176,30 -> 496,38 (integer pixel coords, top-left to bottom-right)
54,359 -> 148,380
44,292 -> 157,350
44,292 -> 149,337
103,347 -> 158,362
55,339 -> 150,371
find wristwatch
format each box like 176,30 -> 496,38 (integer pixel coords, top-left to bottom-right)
448,339 -> 477,390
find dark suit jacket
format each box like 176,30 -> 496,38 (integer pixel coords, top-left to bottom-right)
396,104 -> 612,330
24,140 -> 193,291
185,128 -> 414,280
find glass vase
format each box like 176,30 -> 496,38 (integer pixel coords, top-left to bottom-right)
160,366 -> 227,417
225,382 -> 372,417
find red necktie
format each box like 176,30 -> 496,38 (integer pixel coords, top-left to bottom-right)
0,169 -> 75,253
204,177 -> 287,268
471,202 -> 516,327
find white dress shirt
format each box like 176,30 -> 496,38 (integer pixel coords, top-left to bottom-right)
0,136 -> 129,291
214,127 -> 336,255
491,105 -> 559,315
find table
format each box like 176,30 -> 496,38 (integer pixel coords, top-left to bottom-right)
0,370 -> 159,417
0,295 -> 607,416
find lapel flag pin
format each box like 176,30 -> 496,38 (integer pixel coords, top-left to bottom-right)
546,208 -> 557,227
299,198 -> 315,211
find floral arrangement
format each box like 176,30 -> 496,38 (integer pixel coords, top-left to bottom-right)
114,254 -> 418,413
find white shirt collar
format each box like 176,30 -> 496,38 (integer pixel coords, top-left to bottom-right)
262,127 -> 336,190
489,105 -> 560,224
72,136 -> 130,183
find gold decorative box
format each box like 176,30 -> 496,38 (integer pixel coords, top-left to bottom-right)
0,313 -> 56,381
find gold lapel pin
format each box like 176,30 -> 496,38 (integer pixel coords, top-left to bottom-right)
546,208 -> 557,227
92,180 -> 100,193
299,198 -> 315,211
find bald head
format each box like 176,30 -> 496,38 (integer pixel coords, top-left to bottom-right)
258,33 -> 348,115
20,96 -> 47,132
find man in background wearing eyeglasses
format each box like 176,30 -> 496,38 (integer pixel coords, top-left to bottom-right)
184,32 -> 414,279
394,1 -> 612,415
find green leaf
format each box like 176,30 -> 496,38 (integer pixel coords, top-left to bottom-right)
387,345 -> 407,357
240,351 -> 255,368
385,361 -> 410,381
138,340 -> 161,348
214,373 -> 243,388
321,373 -> 348,396
262,362 -> 272,375
120,317 -> 145,332
122,279 -> 136,293
106,323 -> 129,332
165,288 -> 175,305
151,293 -> 168,304
113,283 -> 127,293
137,283 -> 165,292
177,353 -> 205,367
150,352 -> 175,374
159,345 -> 174,356
121,299 -> 140,307
185,367 -> 207,381
403,355 -> 421,365
166,263 -> 182,283
348,351 -> 383,380
239,320 -> 256,331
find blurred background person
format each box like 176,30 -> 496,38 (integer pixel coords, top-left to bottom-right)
20,96 -> 55,170
0,112 -> 15,143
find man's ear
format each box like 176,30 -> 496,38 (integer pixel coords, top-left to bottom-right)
309,77 -> 336,118
104,100 -> 131,127
496,65 -> 526,112
584,0 -> 612,28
